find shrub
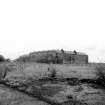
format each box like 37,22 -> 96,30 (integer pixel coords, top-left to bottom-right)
95,65 -> 105,79
0,66 -> 11,81
48,65 -> 57,80
95,65 -> 105,87
0,55 -> 5,62
50,68 -> 57,79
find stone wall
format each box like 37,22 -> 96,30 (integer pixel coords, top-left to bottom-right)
62,54 -> 88,64
16,50 -> 88,64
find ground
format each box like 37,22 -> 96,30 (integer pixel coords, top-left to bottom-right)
0,62 -> 105,105
0,84 -> 49,105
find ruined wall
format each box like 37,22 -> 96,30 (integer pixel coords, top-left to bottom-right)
63,54 -> 88,64
16,50 -> 88,64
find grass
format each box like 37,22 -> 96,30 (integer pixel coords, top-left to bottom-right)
3,62 -> 97,79
0,84 -> 49,105
0,62 -> 105,104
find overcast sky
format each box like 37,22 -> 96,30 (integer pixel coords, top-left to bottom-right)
0,0 -> 105,62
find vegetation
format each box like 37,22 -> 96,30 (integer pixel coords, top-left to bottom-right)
49,68 -> 57,80
0,55 -> 5,62
67,78 -> 80,86
0,62 -> 105,104
95,65 -> 105,87
0,66 -> 12,81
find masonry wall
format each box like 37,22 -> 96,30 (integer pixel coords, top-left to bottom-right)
63,54 -> 88,64
16,51 -> 88,64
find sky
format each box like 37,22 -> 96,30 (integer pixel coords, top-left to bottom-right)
0,0 -> 105,62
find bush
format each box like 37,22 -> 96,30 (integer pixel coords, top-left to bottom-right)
50,68 -> 57,79
95,65 -> 105,87
0,66 -> 11,81
96,65 -> 105,79
0,55 -> 5,62
48,65 -> 57,80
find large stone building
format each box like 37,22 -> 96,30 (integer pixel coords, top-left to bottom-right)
16,50 -> 88,64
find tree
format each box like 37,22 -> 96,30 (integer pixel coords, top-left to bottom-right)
0,55 -> 5,62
